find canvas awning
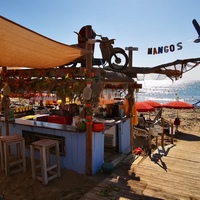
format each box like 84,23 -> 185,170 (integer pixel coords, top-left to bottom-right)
0,16 -> 86,69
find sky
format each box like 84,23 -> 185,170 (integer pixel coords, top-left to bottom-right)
1,0 -> 200,81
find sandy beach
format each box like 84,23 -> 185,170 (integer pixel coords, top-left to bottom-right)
0,108 -> 200,200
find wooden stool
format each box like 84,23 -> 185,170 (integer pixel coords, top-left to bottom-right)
30,139 -> 61,185
0,134 -> 23,171
0,135 -> 26,176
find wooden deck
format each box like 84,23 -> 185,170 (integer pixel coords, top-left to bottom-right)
80,131 -> 200,200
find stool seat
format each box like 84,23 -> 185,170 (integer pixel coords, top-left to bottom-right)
30,139 -> 61,185
0,134 -> 26,176
31,139 -> 58,148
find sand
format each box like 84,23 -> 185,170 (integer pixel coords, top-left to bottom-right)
0,108 -> 200,200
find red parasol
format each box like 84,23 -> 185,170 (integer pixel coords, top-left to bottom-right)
163,100 -> 194,132
143,100 -> 163,108
163,101 -> 194,109
135,102 -> 155,112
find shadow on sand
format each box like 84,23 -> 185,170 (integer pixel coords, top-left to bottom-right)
150,144 -> 176,172
173,131 -> 200,141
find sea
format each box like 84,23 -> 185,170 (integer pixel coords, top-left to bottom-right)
135,79 -> 200,106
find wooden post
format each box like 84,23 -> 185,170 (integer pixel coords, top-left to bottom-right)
128,84 -> 134,151
161,118 -> 164,147
5,96 -> 10,136
125,47 -> 138,151
2,67 -> 10,136
85,25 -> 93,175
125,46 -> 139,67
171,122 -> 174,144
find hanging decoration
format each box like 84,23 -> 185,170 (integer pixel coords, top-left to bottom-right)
82,82 -> 92,100
86,103 -> 93,125
3,83 -> 11,96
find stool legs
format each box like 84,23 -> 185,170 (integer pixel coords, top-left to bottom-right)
0,140 -> 4,170
30,144 -> 36,180
30,139 -> 61,185
41,146 -> 48,185
1,136 -> 26,176
55,141 -> 61,178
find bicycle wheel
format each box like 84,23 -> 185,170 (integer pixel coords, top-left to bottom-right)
108,48 -> 129,70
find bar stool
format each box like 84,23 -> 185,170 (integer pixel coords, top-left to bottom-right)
30,139 -> 61,185
0,134 -> 23,170
0,134 -> 26,176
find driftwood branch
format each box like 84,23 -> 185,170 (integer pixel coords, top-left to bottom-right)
103,57 -> 200,79
3,57 -> 200,81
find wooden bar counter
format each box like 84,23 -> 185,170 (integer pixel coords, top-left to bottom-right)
0,116 -> 131,175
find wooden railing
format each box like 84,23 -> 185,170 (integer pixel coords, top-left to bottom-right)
161,117 -> 174,146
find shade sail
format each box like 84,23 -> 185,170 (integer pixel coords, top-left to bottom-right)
0,16 -> 86,68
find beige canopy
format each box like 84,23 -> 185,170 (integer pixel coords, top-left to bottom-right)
0,16 -> 86,68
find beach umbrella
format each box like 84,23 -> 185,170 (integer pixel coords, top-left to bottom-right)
163,101 -> 194,110
135,102 -> 155,112
143,100 -> 163,108
163,100 -> 194,132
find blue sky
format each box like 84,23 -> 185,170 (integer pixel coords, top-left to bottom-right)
1,0 -> 200,80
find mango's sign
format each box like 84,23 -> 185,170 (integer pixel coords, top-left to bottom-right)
147,42 -> 183,55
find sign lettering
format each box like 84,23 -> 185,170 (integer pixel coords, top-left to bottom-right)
148,42 -> 183,55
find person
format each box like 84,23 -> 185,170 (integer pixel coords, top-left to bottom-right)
174,116 -> 180,133
136,114 -> 146,129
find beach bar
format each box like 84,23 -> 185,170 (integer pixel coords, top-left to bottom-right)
0,116 -> 131,175
1,16 -> 194,177
0,16 -> 143,176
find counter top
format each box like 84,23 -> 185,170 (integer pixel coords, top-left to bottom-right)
0,115 -> 129,132
93,116 -> 128,130
0,117 -> 77,132
21,114 -> 50,120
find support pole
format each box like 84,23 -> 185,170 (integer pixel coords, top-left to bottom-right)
2,67 -> 10,136
3,95 -> 10,136
161,118 -> 165,147
170,122 -> 174,144
85,25 -> 93,175
125,46 -> 139,67
128,84 -> 134,151
125,47 -> 138,151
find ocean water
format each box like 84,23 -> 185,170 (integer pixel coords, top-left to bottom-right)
136,79 -> 200,105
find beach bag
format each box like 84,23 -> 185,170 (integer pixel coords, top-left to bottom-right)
133,147 -> 143,155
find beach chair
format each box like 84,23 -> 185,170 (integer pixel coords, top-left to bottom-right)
133,126 -> 152,155
146,108 -> 162,127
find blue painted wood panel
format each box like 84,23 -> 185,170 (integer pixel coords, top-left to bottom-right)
118,118 -> 131,154
0,122 -> 87,174
92,131 -> 104,175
